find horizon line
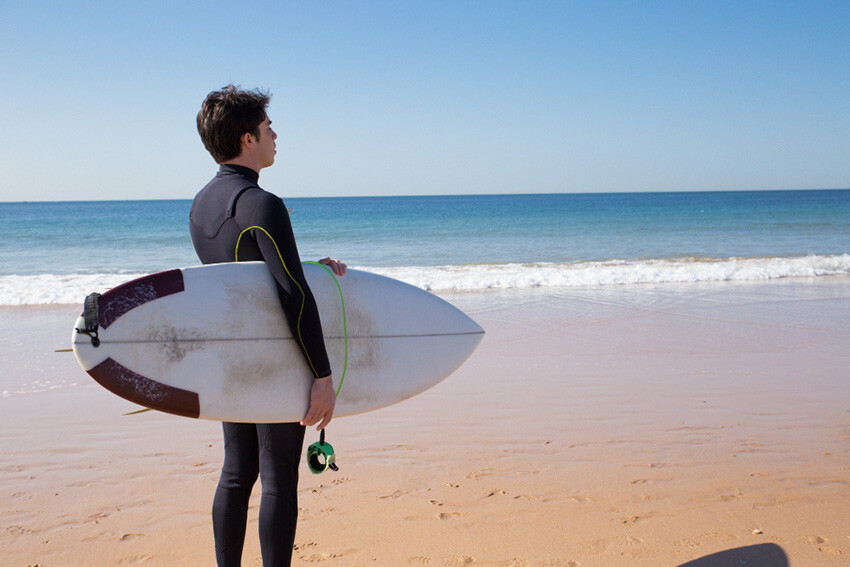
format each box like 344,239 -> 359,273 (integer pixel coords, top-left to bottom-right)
2,187 -> 849,204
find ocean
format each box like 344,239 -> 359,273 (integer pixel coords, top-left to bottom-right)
1,190 -> 849,306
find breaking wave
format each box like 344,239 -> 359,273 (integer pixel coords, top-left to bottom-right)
1,254 -> 848,306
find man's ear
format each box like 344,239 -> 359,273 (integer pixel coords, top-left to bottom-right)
240,131 -> 255,151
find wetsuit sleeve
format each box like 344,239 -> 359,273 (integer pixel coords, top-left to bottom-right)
243,195 -> 332,379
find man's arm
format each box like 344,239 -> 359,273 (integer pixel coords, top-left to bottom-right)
246,194 -> 337,427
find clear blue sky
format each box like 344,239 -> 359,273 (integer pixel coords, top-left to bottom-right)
1,0 -> 848,201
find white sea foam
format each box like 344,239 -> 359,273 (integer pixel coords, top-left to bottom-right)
367,254 -> 850,292
1,255 -> 848,306
0,272 -> 147,306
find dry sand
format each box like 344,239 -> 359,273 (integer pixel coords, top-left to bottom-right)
2,278 -> 849,566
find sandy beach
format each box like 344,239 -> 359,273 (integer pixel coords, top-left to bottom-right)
2,278 -> 848,566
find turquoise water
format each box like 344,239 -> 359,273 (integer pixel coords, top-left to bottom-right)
1,190 -> 848,304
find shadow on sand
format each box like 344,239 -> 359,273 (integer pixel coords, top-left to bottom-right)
677,543 -> 789,567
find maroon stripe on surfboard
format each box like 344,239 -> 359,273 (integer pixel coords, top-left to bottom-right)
98,269 -> 185,329
87,357 -> 200,419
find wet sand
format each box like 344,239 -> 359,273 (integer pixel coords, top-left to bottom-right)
2,278 -> 849,566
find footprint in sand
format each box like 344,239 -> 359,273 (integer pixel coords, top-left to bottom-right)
580,539 -> 609,555
465,470 -> 494,480
300,552 -> 343,562
442,556 -> 474,566
82,532 -> 146,543
483,489 -> 507,498
6,524 -> 36,535
87,511 -> 111,522
803,535 -> 842,554
581,535 -> 644,555
117,555 -> 152,565
378,489 -> 410,499
676,533 -> 738,548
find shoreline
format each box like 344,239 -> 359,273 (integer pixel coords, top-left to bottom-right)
2,279 -> 849,565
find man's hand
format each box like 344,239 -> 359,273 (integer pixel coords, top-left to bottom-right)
319,257 -> 347,276
301,375 -> 336,430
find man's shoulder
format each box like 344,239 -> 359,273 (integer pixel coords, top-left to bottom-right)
237,187 -> 286,223
237,185 -> 281,207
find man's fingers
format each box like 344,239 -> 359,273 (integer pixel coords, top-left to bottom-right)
317,410 -> 333,430
319,257 -> 347,276
328,260 -> 346,275
301,405 -> 321,426
301,409 -> 332,430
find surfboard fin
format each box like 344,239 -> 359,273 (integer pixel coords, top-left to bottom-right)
123,408 -> 154,416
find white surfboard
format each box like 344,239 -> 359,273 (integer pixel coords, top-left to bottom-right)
71,262 -> 484,422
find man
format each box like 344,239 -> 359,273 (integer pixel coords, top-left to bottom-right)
191,84 -> 345,566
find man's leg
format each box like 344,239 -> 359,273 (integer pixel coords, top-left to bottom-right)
213,422 -> 260,566
257,422 -> 306,567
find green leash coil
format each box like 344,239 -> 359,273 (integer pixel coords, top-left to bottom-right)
307,428 -> 338,474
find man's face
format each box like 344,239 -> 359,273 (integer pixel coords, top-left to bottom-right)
252,117 -> 277,168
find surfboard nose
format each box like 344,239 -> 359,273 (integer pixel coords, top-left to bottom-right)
456,314 -> 485,351
466,316 -> 485,336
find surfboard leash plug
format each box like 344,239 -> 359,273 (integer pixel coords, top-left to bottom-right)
76,292 -> 102,347
307,428 -> 338,474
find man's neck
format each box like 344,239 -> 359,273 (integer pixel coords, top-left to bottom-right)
218,162 -> 260,183
221,156 -> 262,175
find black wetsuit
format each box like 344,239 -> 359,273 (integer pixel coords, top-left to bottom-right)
190,164 -> 330,567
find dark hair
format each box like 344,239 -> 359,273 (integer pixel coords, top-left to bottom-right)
197,85 -> 270,163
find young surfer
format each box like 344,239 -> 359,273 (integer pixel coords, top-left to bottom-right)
191,84 -> 345,567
